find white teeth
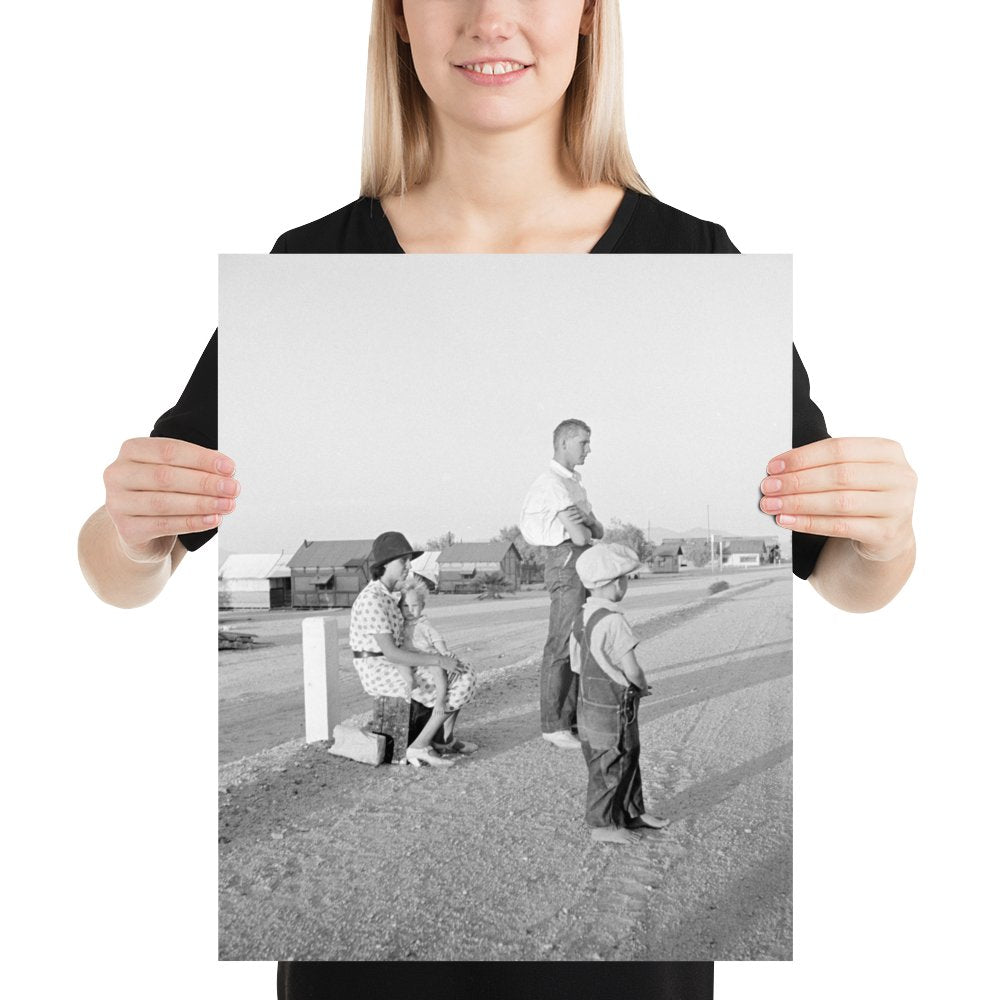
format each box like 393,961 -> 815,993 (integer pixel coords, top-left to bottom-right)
465,61 -> 525,75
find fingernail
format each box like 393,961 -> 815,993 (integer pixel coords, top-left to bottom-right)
762,478 -> 782,493
767,459 -> 785,475
761,497 -> 782,512
216,457 -> 235,475
202,514 -> 219,526
218,478 -> 237,496
776,514 -> 796,526
216,498 -> 234,512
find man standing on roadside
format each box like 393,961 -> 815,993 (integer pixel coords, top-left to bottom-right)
519,419 -> 604,749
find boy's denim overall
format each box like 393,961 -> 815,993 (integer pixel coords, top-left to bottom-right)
576,607 -> 646,828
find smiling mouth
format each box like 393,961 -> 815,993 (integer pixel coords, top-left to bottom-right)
456,61 -> 528,76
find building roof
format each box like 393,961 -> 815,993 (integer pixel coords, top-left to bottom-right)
219,553 -> 291,580
269,552 -> 293,578
439,541 -> 519,564
724,538 -> 769,554
288,539 -> 375,570
653,542 -> 685,557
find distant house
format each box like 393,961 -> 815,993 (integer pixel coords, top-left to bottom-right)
722,538 -> 770,567
218,553 -> 292,610
437,541 -> 522,594
650,541 -> 685,574
288,539 -> 375,609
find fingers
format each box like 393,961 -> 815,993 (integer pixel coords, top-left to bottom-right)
766,437 -> 907,475
104,436 -> 239,548
115,512 -> 227,548
760,488 -> 900,519
109,461 -> 241,498
760,461 -> 911,497
759,436 -> 917,560
117,437 -> 236,475
113,489 -> 237,518
765,511 -> 910,554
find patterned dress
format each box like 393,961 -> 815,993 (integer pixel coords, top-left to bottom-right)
350,579 -> 475,711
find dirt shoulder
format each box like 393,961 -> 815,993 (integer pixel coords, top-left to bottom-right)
220,572 -> 792,961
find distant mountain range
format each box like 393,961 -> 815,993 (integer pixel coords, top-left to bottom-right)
649,525 -> 750,541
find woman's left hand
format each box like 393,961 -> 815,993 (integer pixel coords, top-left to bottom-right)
760,437 -> 916,561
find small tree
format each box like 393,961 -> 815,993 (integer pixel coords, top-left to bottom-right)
425,530 -> 457,551
683,538 -> 710,568
492,525 -> 543,579
603,518 -> 653,562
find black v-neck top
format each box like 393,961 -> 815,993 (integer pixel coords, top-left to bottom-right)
155,193 -> 824,999
154,192 -> 829,583
270,189 -> 737,255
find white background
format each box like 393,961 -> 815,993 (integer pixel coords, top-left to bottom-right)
3,2 -> 996,998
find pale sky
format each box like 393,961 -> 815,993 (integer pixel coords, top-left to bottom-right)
218,254 -> 790,558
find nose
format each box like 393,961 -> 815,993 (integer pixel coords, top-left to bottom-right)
466,0 -> 516,43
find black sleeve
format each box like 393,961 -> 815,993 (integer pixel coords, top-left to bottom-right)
278,962 -> 714,1000
150,232 -> 290,552
150,331 -> 218,552
712,223 -> 739,253
726,231 -> 830,580
791,344 -> 831,580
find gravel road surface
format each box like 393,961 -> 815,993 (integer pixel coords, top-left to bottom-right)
219,568 -> 791,961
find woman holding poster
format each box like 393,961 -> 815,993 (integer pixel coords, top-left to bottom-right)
78,1 -> 917,998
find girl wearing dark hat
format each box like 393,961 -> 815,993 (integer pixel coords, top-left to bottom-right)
349,531 -> 476,768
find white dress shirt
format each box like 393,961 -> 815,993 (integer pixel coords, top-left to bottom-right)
519,460 -> 593,547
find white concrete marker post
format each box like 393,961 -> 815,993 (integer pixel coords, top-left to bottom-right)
302,617 -> 341,742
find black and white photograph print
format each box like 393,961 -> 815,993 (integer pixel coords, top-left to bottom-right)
218,254 -> 792,961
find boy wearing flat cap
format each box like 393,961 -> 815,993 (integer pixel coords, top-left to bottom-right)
571,543 -> 668,844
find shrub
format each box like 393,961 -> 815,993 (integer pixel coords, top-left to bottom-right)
475,570 -> 509,599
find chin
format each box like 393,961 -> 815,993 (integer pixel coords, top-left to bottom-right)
449,100 -> 547,134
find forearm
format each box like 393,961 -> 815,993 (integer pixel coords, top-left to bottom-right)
380,645 -> 442,669
623,666 -> 647,689
619,652 -> 646,689
78,506 -> 185,609
586,514 -> 604,539
808,534 -> 916,613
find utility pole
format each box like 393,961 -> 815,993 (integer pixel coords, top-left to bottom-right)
706,504 -> 713,572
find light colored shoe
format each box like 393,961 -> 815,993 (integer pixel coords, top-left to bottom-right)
541,730 -> 582,749
405,746 -> 455,768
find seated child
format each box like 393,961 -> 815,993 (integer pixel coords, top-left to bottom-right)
570,543 -> 668,844
400,580 -> 478,754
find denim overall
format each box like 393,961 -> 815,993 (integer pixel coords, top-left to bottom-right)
575,607 -> 646,828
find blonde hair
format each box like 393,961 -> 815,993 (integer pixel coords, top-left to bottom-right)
402,578 -> 430,601
361,0 -> 650,198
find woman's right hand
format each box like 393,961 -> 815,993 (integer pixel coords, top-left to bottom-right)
103,437 -> 239,560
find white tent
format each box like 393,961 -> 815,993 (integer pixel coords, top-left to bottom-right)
219,553 -> 291,609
